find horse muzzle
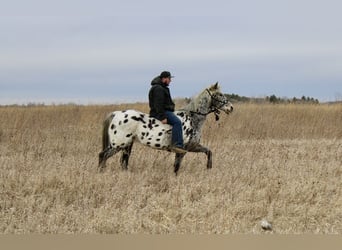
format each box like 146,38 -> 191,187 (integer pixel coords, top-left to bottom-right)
222,103 -> 234,114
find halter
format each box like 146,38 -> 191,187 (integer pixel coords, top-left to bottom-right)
188,89 -> 228,118
205,88 -> 229,108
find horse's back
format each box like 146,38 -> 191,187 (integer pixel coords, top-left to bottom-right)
110,109 -> 147,130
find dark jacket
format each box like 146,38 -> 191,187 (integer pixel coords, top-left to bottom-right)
148,76 -> 175,120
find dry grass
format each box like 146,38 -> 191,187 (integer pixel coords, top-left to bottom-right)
0,103 -> 341,233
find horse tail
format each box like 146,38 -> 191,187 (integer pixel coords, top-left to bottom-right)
102,113 -> 115,151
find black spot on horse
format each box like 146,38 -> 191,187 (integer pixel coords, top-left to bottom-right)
131,116 -> 146,124
155,144 -> 161,148
148,120 -> 153,129
126,133 -> 132,137
185,128 -> 193,137
143,125 -> 147,129
178,112 -> 184,117
119,121 -> 122,126
123,119 -> 128,123
158,132 -> 163,136
141,132 -> 145,136
124,114 -> 128,118
111,124 -> 115,130
156,138 -> 161,141
147,142 -> 151,145
114,130 -> 117,135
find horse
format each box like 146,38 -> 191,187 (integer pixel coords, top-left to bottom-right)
98,82 -> 233,174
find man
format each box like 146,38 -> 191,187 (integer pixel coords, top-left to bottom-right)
148,71 -> 186,154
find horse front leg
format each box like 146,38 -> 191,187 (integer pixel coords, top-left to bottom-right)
206,150 -> 213,169
187,143 -> 213,169
174,152 -> 186,175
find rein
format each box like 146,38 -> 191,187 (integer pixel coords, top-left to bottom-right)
189,108 -> 218,116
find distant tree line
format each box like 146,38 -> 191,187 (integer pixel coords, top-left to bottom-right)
225,93 -> 319,104
266,95 -> 319,104
225,93 -> 251,103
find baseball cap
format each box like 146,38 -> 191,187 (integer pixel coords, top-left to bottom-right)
160,71 -> 174,78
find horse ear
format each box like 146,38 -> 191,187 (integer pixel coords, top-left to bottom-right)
210,82 -> 219,91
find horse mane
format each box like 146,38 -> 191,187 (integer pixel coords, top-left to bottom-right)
182,83 -> 221,113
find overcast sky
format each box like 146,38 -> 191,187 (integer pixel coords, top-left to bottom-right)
1,0 -> 342,104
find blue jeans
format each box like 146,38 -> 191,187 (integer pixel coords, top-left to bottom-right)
165,111 -> 184,148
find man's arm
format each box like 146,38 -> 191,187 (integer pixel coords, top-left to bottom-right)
152,87 -> 167,121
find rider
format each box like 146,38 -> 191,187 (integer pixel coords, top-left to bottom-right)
148,71 -> 186,154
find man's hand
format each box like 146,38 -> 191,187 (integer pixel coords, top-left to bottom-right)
161,118 -> 167,124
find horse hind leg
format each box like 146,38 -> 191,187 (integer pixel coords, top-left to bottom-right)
98,146 -> 120,172
120,143 -> 133,170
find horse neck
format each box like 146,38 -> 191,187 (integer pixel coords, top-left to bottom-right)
184,90 -> 212,115
182,90 -> 212,131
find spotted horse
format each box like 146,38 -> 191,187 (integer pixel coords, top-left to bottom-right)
98,82 -> 233,175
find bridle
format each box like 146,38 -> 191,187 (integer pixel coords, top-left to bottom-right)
188,89 -> 229,120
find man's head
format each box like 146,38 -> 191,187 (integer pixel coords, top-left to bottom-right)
160,71 -> 174,85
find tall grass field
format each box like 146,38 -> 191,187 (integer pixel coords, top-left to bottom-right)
0,102 -> 341,233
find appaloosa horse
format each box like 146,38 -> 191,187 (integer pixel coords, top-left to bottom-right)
98,82 -> 233,174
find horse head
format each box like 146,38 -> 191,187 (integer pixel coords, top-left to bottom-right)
207,82 -> 234,120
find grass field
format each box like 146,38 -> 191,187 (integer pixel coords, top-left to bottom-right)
0,103 -> 341,233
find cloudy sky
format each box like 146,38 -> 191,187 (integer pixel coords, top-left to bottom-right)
1,0 -> 341,104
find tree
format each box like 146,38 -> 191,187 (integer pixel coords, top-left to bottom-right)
269,95 -> 278,103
